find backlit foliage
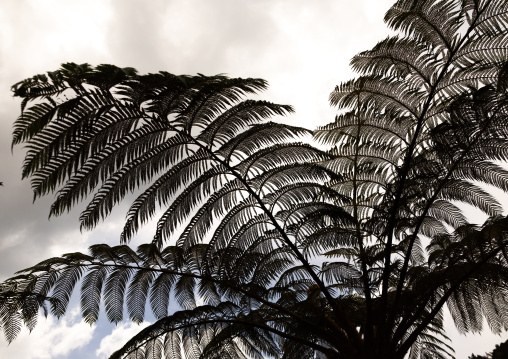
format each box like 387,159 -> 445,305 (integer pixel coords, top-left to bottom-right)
3,1 -> 508,358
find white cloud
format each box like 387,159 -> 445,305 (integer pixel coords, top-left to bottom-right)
444,309 -> 508,358
96,321 -> 152,359
362,0 -> 392,23
0,307 -> 95,359
0,1 -> 112,74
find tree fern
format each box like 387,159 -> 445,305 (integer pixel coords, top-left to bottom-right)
3,1 -> 508,359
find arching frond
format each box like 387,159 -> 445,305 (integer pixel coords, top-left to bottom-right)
5,1 -> 508,359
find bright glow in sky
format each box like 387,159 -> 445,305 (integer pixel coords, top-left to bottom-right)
0,1 -> 506,358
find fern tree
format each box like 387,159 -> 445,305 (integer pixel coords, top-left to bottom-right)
315,0 -> 508,357
3,1 -> 508,359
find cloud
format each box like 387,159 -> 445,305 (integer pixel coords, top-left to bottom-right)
0,307 -> 95,359
0,0 -> 112,77
96,321 -> 152,359
444,309 -> 508,359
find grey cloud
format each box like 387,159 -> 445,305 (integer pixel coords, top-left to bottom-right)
102,0 -> 280,76
104,0 -> 169,72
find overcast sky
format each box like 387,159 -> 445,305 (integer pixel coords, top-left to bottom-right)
0,1 -> 506,358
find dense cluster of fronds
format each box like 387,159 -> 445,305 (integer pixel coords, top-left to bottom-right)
313,0 -> 508,356
3,1 -> 508,359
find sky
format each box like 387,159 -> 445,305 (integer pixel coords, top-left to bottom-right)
0,0 -> 507,358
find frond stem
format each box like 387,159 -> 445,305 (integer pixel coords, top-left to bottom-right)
161,119 -> 362,344
379,0 -> 491,340
391,85 -> 505,328
51,260 -> 338,342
